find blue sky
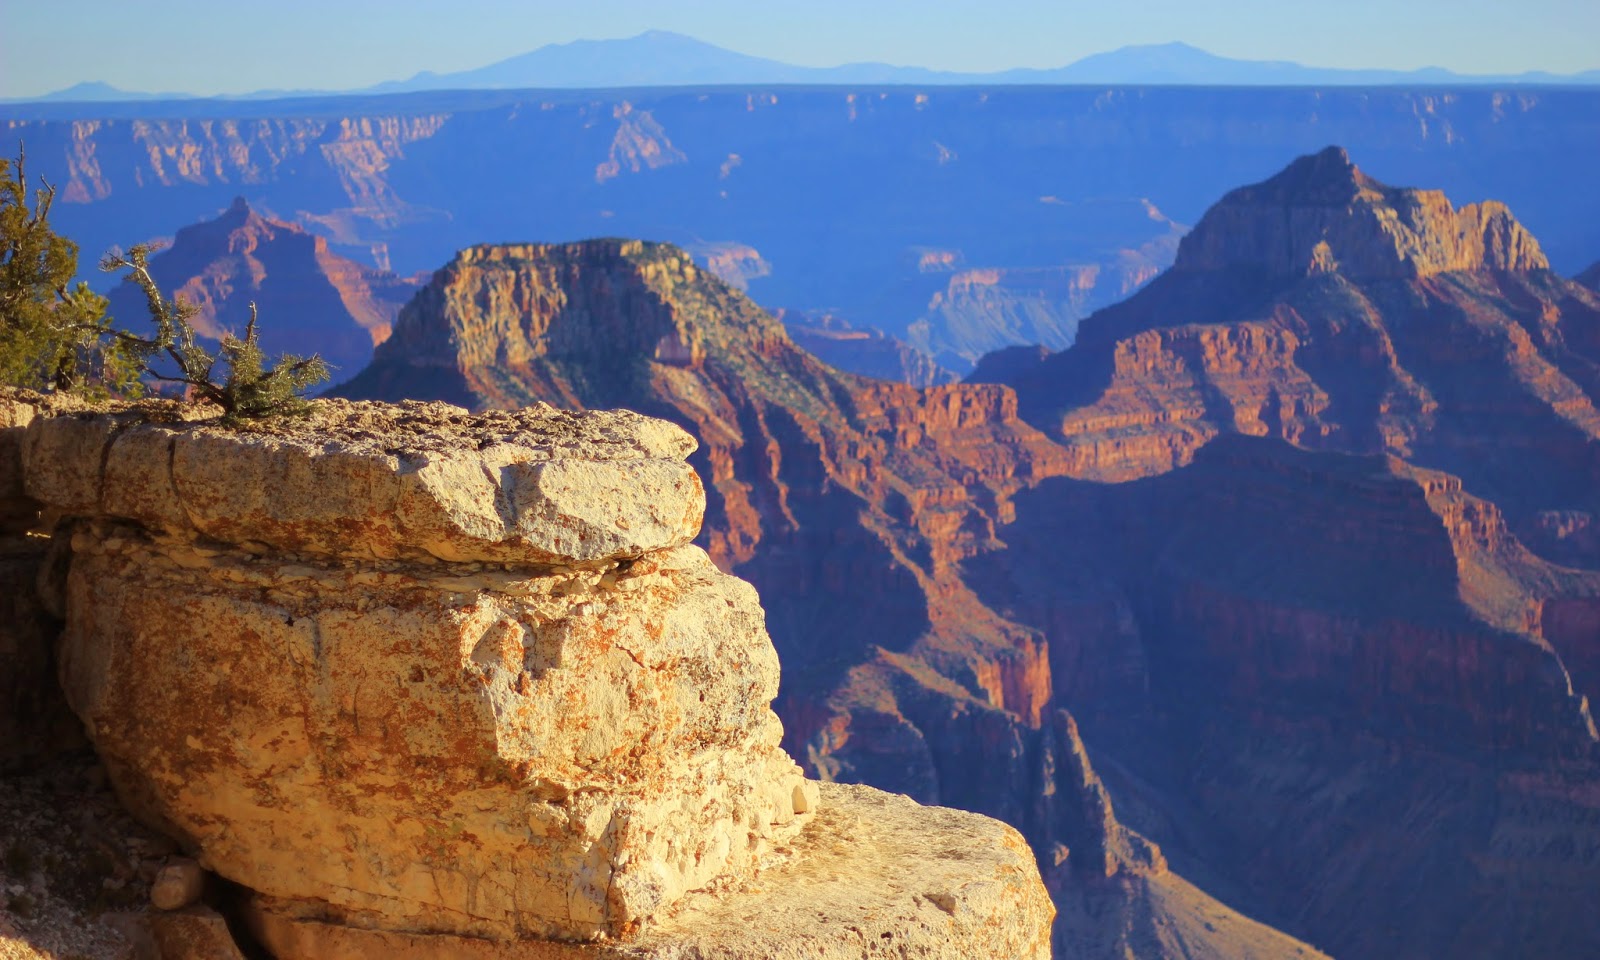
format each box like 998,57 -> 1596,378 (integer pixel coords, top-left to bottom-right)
3,0 -> 1597,97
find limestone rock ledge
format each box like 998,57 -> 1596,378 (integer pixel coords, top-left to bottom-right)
22,397 -> 810,943
22,398 -> 704,565
11,393 -> 1053,956
247,782 -> 1054,960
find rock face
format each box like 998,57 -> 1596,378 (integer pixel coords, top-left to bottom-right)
0,392 -> 83,773
24,399 -> 821,942
248,783 -> 1055,960
978,436 -> 1600,959
991,147 -> 1600,569
334,239 -> 1334,956
104,197 -> 421,380
14,394 -> 1052,956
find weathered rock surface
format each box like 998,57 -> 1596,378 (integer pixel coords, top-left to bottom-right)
23,400 -> 704,566
246,783 -> 1053,960
991,148 -> 1600,570
37,400 -> 815,943
1,392 -> 83,773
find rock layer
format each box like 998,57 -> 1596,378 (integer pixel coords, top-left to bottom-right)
27,400 -> 816,942
247,783 -> 1054,960
23,400 -> 704,566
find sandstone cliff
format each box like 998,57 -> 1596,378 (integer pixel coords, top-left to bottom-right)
1,391 -> 1053,958
104,197 -> 422,380
978,435 -> 1600,958
963,152 -> 1600,954
991,147 -> 1600,570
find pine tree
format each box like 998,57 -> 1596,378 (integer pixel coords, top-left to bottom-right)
0,146 -> 146,393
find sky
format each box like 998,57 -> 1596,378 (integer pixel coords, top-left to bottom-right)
2,0 -> 1597,97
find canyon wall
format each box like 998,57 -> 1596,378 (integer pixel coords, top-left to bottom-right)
7,86 -> 1599,372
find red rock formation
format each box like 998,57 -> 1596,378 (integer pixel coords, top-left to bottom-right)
105,198 -> 421,379
996,148 -> 1600,570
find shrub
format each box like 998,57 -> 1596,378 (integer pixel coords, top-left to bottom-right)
101,245 -> 329,422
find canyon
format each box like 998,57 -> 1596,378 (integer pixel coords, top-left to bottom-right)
6,85 -> 1599,375
322,148 -> 1600,958
6,96 -> 1600,956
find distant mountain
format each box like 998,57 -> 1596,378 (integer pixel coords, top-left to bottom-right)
371,34 -> 1600,93
106,198 -> 422,380
1025,41 -> 1600,86
366,30 -> 925,92
13,33 -> 1597,102
4,81 -> 195,103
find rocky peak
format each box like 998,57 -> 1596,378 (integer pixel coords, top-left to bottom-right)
1174,145 -> 1548,278
378,239 -> 789,391
106,201 -> 420,378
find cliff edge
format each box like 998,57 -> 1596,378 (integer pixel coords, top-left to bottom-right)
0,390 -> 1052,958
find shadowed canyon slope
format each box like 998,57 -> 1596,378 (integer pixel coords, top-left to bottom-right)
7,85 -> 1600,372
332,146 -> 1600,953
103,197 -> 422,379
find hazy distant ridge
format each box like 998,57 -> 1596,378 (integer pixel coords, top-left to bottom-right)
15,31 -> 1599,102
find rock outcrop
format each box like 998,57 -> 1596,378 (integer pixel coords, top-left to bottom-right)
1173,146 -> 1547,278
104,198 -> 422,380
8,392 -> 1051,957
248,783 -> 1054,960
333,238 -> 1338,956
991,148 -> 1600,570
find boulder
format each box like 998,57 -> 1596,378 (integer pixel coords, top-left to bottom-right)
45,399 -> 809,941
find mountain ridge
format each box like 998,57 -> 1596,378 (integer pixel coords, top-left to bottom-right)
11,33 -> 1598,102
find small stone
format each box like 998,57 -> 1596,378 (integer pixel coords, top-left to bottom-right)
151,858 -> 206,910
